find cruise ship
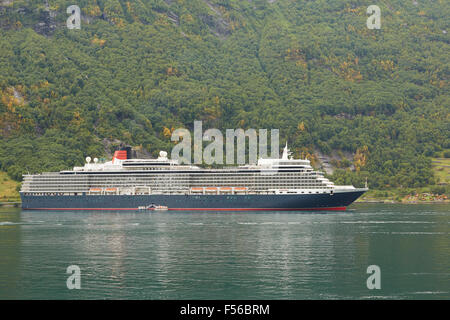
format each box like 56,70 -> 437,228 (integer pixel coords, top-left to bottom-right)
20,144 -> 367,211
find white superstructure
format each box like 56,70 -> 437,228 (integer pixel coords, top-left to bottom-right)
21,144 -> 358,196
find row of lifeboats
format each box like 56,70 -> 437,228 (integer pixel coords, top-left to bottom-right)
190,187 -> 248,194
88,187 -> 248,195
89,187 -> 117,193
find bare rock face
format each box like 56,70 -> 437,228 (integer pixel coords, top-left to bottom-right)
316,151 -> 335,175
200,13 -> 231,38
167,11 -> 179,26
33,13 -> 56,36
315,149 -> 356,175
201,0 -> 231,39
33,1 -> 58,36
0,1 -> 59,35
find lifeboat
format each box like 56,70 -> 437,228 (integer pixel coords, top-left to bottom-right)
190,187 -> 204,193
205,187 -> 218,194
105,188 -> 117,193
220,187 -> 232,193
234,187 -> 248,194
89,188 -> 102,193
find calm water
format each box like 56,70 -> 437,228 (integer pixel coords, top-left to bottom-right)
0,204 -> 448,300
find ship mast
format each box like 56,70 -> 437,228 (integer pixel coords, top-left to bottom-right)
281,142 -> 292,160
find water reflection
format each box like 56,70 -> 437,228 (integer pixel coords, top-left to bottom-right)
0,208 -> 22,299
0,204 -> 448,299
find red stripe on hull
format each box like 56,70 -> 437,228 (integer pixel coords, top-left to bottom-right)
24,207 -> 347,211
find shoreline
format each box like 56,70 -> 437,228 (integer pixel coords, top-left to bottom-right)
1,201 -> 448,208
0,202 -> 21,207
356,200 -> 449,204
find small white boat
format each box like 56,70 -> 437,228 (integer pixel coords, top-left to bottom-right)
153,205 -> 168,211
138,204 -> 168,211
146,204 -> 168,211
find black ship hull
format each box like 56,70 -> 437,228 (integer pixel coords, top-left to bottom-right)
20,189 -> 367,211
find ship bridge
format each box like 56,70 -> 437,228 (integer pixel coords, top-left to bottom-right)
255,143 -> 311,169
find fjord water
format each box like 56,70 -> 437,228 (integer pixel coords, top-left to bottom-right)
0,204 -> 448,300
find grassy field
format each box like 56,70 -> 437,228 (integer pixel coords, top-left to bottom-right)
0,171 -> 20,202
431,157 -> 450,185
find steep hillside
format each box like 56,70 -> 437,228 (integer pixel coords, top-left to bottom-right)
0,0 -> 449,190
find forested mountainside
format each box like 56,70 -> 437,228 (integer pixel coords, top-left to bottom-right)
0,0 -> 448,190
